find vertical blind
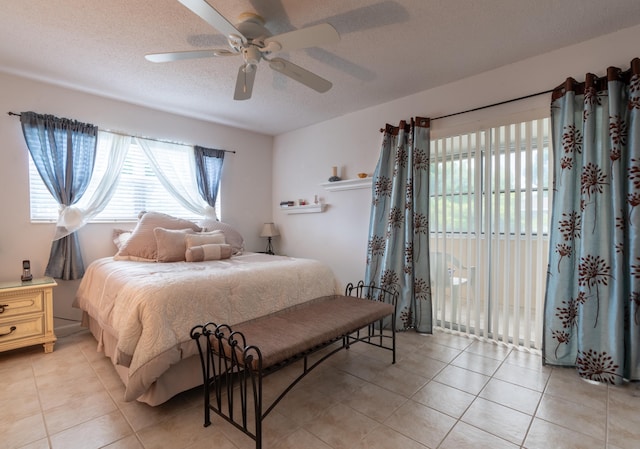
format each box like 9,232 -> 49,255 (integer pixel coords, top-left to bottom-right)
429,117 -> 551,349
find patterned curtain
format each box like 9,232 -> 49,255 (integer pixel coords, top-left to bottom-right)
20,112 -> 97,280
543,58 -> 640,383
194,146 -> 225,220
365,117 -> 432,332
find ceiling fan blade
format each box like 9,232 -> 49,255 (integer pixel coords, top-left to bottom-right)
268,58 -> 332,93
145,48 -> 236,63
263,23 -> 339,53
234,64 -> 257,100
178,0 -> 246,44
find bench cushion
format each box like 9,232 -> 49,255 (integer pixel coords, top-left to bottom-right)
222,295 -> 394,369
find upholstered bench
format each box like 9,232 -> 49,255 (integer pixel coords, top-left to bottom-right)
190,284 -> 397,449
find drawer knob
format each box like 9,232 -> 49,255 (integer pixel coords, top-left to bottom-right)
0,326 -> 17,338
0,304 -> 8,314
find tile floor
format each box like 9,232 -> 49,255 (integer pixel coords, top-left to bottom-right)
1,328 -> 639,449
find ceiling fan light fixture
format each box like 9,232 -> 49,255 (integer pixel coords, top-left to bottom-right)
241,46 -> 261,66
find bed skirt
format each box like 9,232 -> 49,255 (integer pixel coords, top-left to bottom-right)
83,311 -> 201,406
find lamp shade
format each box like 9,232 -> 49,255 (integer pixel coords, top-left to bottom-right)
260,222 -> 280,238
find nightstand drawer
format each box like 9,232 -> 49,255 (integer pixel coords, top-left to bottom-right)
0,314 -> 44,344
0,290 -> 44,318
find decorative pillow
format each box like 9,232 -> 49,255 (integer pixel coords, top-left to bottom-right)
154,228 -> 196,262
199,219 -> 245,255
112,228 -> 132,252
185,244 -> 232,262
185,230 -> 226,249
115,212 -> 201,261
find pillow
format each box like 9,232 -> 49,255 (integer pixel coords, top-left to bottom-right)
185,244 -> 232,262
115,212 -> 201,261
185,230 -> 226,249
112,228 -> 132,251
199,219 -> 245,255
154,228 -> 196,262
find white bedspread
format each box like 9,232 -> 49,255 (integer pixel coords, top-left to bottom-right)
75,253 -> 337,400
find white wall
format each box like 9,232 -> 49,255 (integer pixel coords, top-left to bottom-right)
272,24 -> 640,290
0,72 -> 274,325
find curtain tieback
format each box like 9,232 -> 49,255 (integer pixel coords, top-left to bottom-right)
54,205 -> 85,240
204,205 -> 218,221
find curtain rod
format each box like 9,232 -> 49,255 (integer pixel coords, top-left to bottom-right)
378,88 -> 554,132
7,111 -> 236,154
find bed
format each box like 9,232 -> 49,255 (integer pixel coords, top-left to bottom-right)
74,212 -> 337,405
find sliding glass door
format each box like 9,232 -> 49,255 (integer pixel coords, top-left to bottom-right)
429,117 -> 552,349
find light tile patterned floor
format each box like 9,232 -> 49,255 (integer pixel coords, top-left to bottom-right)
1,328 -> 639,449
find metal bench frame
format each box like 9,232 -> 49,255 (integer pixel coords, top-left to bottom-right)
190,282 -> 397,449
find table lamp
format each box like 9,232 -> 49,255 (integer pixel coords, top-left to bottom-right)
260,222 -> 279,255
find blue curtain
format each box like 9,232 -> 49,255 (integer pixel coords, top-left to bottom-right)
194,146 -> 225,215
365,117 -> 432,332
543,59 -> 640,383
20,112 -> 97,280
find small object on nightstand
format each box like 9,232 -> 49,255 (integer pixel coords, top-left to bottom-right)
260,222 -> 280,255
21,259 -> 32,282
357,172 -> 368,178
328,165 -> 341,182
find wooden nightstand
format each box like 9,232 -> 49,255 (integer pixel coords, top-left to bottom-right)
0,277 -> 57,353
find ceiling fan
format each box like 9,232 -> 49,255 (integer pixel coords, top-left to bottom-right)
146,0 -> 340,100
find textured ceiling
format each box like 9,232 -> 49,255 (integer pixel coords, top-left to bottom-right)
2,0 -> 640,136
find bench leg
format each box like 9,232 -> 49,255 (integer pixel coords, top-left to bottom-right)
203,379 -> 211,427
392,312 -> 396,364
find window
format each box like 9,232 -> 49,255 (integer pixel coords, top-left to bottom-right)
430,132 -> 482,234
29,131 -> 220,222
430,119 -> 550,235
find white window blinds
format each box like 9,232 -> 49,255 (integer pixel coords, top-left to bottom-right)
430,117 -> 551,349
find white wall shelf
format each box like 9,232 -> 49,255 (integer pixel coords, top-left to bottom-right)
280,204 -> 326,214
320,177 -> 373,191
